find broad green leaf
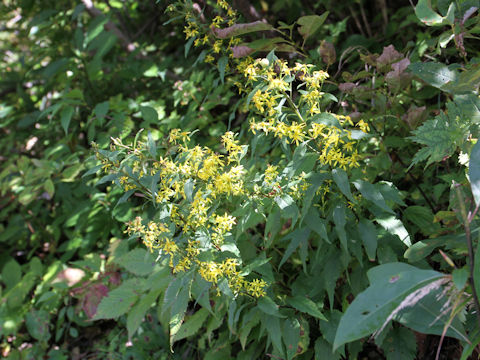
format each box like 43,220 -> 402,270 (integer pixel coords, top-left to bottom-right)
127,288 -> 162,339
287,296 -> 327,320
475,238 -> 480,303
394,286 -> 468,342
333,265 -> 444,350
297,13 -> 329,42
116,248 -> 155,276
6,272 -> 37,309
443,63 -> 480,93
94,278 -> 144,319
415,0 -> 454,26
315,337 -> 341,360
283,317 -> 301,360
408,62 -> 457,90
60,106 -> 74,134
172,308 -> 209,342
470,140 -> 480,207
357,219 -> 377,261
239,314 -> 260,349
353,180 -> 394,214
332,168 -> 355,202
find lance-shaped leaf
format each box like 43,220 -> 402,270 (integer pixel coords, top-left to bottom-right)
333,264 -> 445,350
212,21 -> 273,39
470,140 -> 480,207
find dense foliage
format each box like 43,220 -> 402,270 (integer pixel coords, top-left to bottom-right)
1,0 -> 480,359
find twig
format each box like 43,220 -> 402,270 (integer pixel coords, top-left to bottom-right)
359,1 -> 372,38
347,6 -> 366,37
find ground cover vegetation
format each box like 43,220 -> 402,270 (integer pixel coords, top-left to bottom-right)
1,0 -> 480,359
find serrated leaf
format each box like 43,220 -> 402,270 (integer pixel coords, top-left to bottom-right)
287,296 -> 327,320
452,267 -> 468,290
470,140 -> 480,207
93,101 -> 109,121
333,265 -> 444,350
264,314 -> 284,354
94,278 -> 144,319
116,248 -> 156,276
297,13 -> 329,42
26,310 -> 50,342
409,102 -> 470,167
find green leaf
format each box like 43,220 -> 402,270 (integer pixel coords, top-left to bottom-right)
304,207 -> 329,243
357,219 -> 377,261
116,248 -> 156,276
408,62 -> 457,90
353,180 -> 394,214
376,216 -> 411,247
333,265 -> 444,350
172,308 -> 209,342
84,16 -> 108,46
452,267 -> 468,290
283,317 -> 301,360
332,168 -> 355,202
475,238 -> 480,303
2,259 -> 22,289
380,327 -> 416,360
470,140 -> 480,207
212,21 -> 273,38
333,203 -> 347,251
415,0 -> 455,26
139,106 -> 158,123
26,310 -> 50,342
127,288 -> 162,339
257,296 -> 286,318
297,13 -> 329,42
264,314 -> 284,354
287,296 -> 327,320
279,227 -> 310,269
94,278 -> 144,319
147,131 -> 156,157
403,206 -> 440,235
60,106 -> 74,134
93,101 -> 109,121
218,56 -> 228,84
275,194 -> 299,225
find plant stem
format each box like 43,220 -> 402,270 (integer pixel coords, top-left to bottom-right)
454,183 -> 480,329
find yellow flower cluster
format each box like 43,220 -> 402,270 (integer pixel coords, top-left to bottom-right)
240,57 -> 366,170
97,130 -> 270,298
